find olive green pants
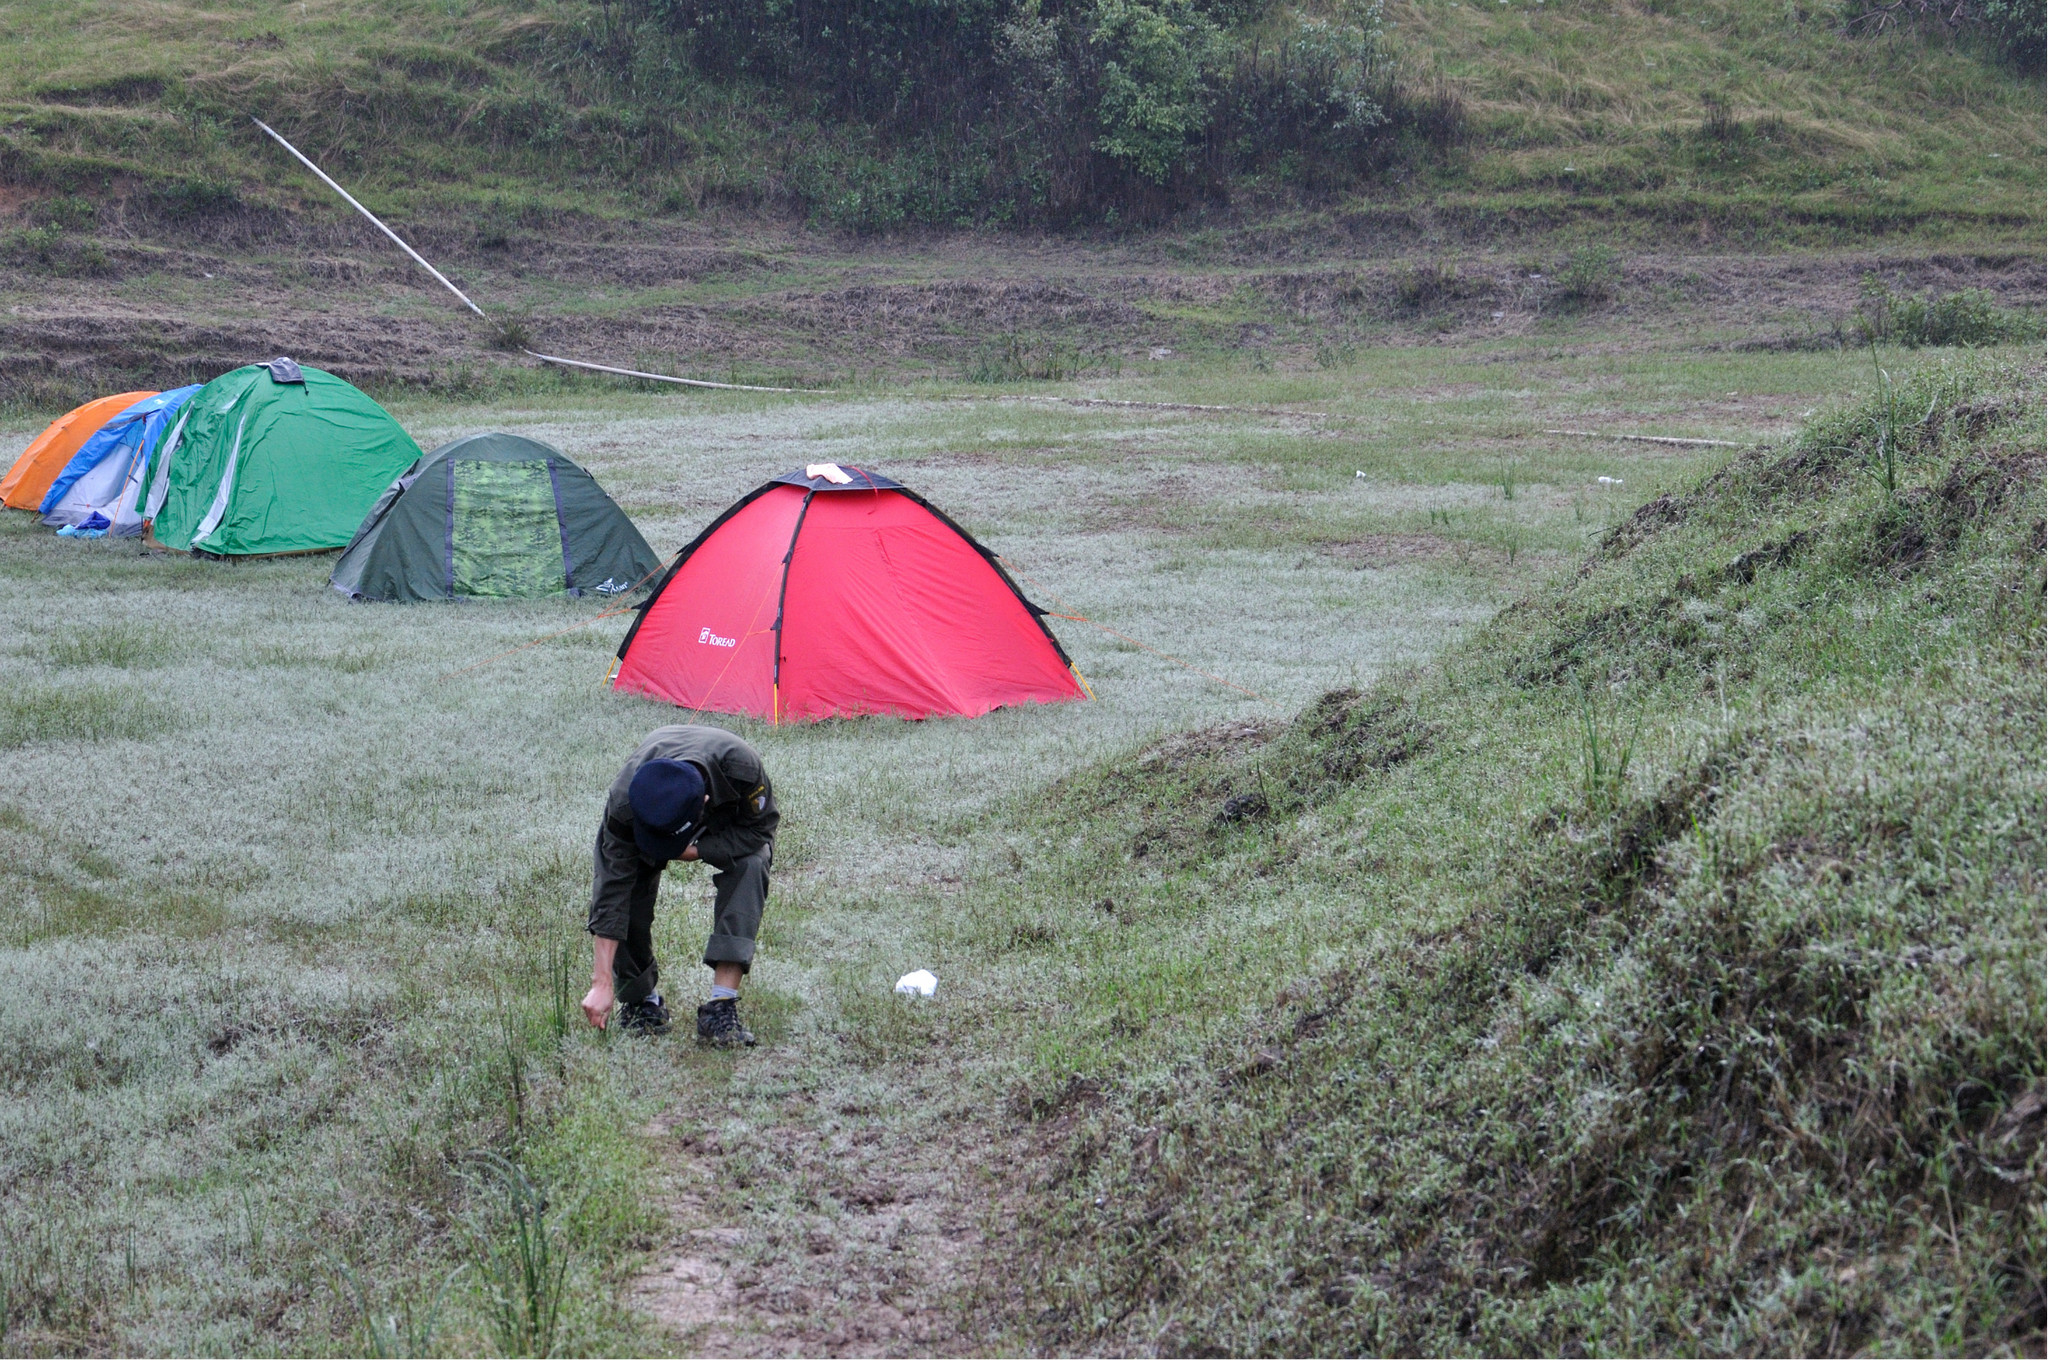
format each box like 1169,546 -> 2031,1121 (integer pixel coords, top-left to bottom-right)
611,847 -> 770,1006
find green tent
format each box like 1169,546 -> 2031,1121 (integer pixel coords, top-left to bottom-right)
330,432 -> 661,601
145,358 -> 422,555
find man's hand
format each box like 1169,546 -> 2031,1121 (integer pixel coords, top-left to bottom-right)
586,934 -> 621,1029
679,843 -> 701,862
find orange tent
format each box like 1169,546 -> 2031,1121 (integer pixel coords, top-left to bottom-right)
1,391 -> 158,510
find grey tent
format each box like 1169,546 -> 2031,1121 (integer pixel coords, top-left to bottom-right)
331,432 -> 660,601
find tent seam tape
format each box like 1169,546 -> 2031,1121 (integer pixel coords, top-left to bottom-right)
546,458 -> 576,592
769,488 -> 819,719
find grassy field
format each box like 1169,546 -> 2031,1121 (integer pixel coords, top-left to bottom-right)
1,307 -> 2038,1354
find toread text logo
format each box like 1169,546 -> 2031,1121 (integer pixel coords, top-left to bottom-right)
698,626 -> 737,648
592,577 -> 632,595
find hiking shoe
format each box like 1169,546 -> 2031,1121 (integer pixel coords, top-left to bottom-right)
619,993 -> 672,1035
695,997 -> 757,1048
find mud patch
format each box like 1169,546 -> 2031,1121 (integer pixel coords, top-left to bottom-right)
1320,532 -> 1460,567
1139,718 -> 1279,771
634,1089 -> 993,1357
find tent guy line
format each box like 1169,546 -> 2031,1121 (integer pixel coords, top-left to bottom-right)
522,351 -> 1332,413
250,117 -> 1332,421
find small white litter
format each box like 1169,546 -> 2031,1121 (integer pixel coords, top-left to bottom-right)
1355,470 -> 1367,479
894,969 -> 937,997
1598,476 -> 1625,485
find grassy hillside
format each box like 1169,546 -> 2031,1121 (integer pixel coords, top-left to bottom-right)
0,0 -> 2038,239
971,355 -> 2044,1352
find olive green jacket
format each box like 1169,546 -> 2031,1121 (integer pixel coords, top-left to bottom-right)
588,725 -> 778,940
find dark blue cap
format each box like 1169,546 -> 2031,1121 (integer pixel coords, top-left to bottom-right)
628,759 -> 707,861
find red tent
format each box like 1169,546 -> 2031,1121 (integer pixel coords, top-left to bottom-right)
613,464 -> 1088,722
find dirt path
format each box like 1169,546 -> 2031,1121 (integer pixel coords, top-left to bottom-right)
631,1062 -> 1007,1357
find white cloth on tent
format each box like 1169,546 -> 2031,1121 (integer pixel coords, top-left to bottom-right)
108,451 -> 154,536
192,411 -> 249,547
42,425 -> 153,529
142,406 -> 194,522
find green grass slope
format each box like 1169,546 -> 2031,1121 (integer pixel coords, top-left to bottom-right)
1381,0 -> 2043,241
0,0 -> 2037,240
971,358 -> 2044,1352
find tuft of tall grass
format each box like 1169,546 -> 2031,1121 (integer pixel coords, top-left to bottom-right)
1393,260 -> 1467,313
495,988 -> 531,1141
544,928 -> 578,1053
1574,678 -> 1641,814
966,333 -> 1088,383
0,1215 -> 113,1346
45,623 -> 175,670
490,314 -> 535,352
0,686 -> 171,750
469,1154 -> 569,1360
333,1258 -> 463,1360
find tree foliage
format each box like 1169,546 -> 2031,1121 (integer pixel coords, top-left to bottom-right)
604,0 -> 1427,222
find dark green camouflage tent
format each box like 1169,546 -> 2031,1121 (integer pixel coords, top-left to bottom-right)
331,432 -> 660,602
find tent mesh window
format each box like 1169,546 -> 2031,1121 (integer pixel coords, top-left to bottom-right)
450,459 -> 563,598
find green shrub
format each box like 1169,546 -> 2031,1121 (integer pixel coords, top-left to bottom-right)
619,0 -> 1419,222
1843,0 -> 2045,73
1983,0 -> 2046,71
1553,244 -> 1620,309
1857,275 -> 2040,347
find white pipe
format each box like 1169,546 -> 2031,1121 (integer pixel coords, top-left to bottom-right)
519,349 -> 810,393
251,117 -> 488,319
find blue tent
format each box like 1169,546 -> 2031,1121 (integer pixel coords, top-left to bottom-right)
40,386 -> 202,534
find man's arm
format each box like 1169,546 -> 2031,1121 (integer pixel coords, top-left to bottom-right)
588,810 -> 641,938
584,809 -> 641,1029
582,936 -> 619,1029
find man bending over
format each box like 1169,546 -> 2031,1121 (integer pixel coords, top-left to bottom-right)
580,724 -> 778,1046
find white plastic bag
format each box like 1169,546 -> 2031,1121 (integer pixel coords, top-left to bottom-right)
894,969 -> 937,997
